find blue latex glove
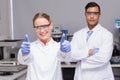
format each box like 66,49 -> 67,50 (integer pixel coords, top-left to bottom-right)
60,33 -> 71,52
93,48 -> 99,54
21,34 -> 30,54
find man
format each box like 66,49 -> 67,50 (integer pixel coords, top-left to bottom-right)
60,2 -> 114,80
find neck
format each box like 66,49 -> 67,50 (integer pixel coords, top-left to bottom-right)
88,26 -> 94,30
88,23 -> 98,30
41,38 -> 51,45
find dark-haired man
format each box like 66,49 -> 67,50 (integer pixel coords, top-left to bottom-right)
60,2 -> 114,80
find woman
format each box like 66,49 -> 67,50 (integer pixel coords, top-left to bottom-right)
18,12 -> 62,80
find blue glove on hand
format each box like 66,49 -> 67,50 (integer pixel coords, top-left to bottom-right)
21,34 -> 30,54
93,48 -> 99,54
60,33 -> 71,52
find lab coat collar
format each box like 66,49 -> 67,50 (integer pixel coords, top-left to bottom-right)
36,38 -> 54,47
86,23 -> 101,32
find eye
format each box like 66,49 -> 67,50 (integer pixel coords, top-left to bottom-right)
86,12 -> 100,15
34,23 -> 50,28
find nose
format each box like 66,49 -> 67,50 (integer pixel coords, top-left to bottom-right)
90,13 -> 94,17
39,28 -> 45,32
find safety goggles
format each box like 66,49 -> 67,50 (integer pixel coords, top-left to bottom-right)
86,12 -> 100,16
34,23 -> 50,31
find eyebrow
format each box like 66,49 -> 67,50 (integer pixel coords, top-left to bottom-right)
86,12 -> 100,13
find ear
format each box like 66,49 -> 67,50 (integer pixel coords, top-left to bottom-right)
99,13 -> 101,17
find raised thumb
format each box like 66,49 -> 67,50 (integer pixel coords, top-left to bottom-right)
25,34 -> 30,42
60,33 -> 65,44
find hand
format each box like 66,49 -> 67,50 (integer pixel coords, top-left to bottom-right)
93,48 -> 99,54
21,34 -> 30,54
60,33 -> 71,52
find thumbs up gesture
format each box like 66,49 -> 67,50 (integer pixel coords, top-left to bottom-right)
21,34 -> 30,54
60,33 -> 71,52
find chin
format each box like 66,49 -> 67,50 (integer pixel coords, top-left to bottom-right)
89,22 -> 97,27
41,36 -> 50,41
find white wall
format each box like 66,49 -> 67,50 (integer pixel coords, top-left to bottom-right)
1,0 -> 120,44
0,0 -> 11,39
12,0 -> 120,43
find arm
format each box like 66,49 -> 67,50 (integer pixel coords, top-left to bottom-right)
81,33 -> 113,69
57,50 -> 72,62
57,33 -> 74,62
17,34 -> 33,65
58,33 -> 95,61
17,49 -> 33,65
70,33 -> 90,60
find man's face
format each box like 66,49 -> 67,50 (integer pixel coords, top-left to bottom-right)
85,6 -> 100,29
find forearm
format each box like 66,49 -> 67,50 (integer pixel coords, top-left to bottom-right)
71,47 -> 90,61
17,50 -> 33,65
81,46 -> 113,69
57,50 -> 73,62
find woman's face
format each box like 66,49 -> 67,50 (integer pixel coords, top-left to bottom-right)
34,17 -> 53,44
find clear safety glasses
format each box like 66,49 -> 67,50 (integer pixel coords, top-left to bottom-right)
34,23 -> 50,31
86,12 -> 100,16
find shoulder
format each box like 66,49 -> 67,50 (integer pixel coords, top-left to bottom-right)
27,40 -> 38,48
98,25 -> 113,40
51,39 -> 60,49
100,26 -> 113,37
52,40 -> 60,46
30,40 -> 38,45
74,28 -> 86,36
50,39 -> 60,48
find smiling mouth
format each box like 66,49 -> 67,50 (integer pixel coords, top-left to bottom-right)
89,20 -> 96,22
40,33 -> 46,36
89,19 -> 95,21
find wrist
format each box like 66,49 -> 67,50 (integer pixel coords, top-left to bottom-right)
88,49 -> 93,55
22,53 -> 30,56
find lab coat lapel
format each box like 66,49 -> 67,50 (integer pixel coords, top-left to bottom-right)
85,24 -> 101,47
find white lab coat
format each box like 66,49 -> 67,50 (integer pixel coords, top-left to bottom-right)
18,39 -> 62,80
71,24 -> 115,80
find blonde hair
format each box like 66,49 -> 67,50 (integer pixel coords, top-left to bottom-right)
33,12 -> 52,28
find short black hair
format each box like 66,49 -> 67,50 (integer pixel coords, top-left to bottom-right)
85,2 -> 101,13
